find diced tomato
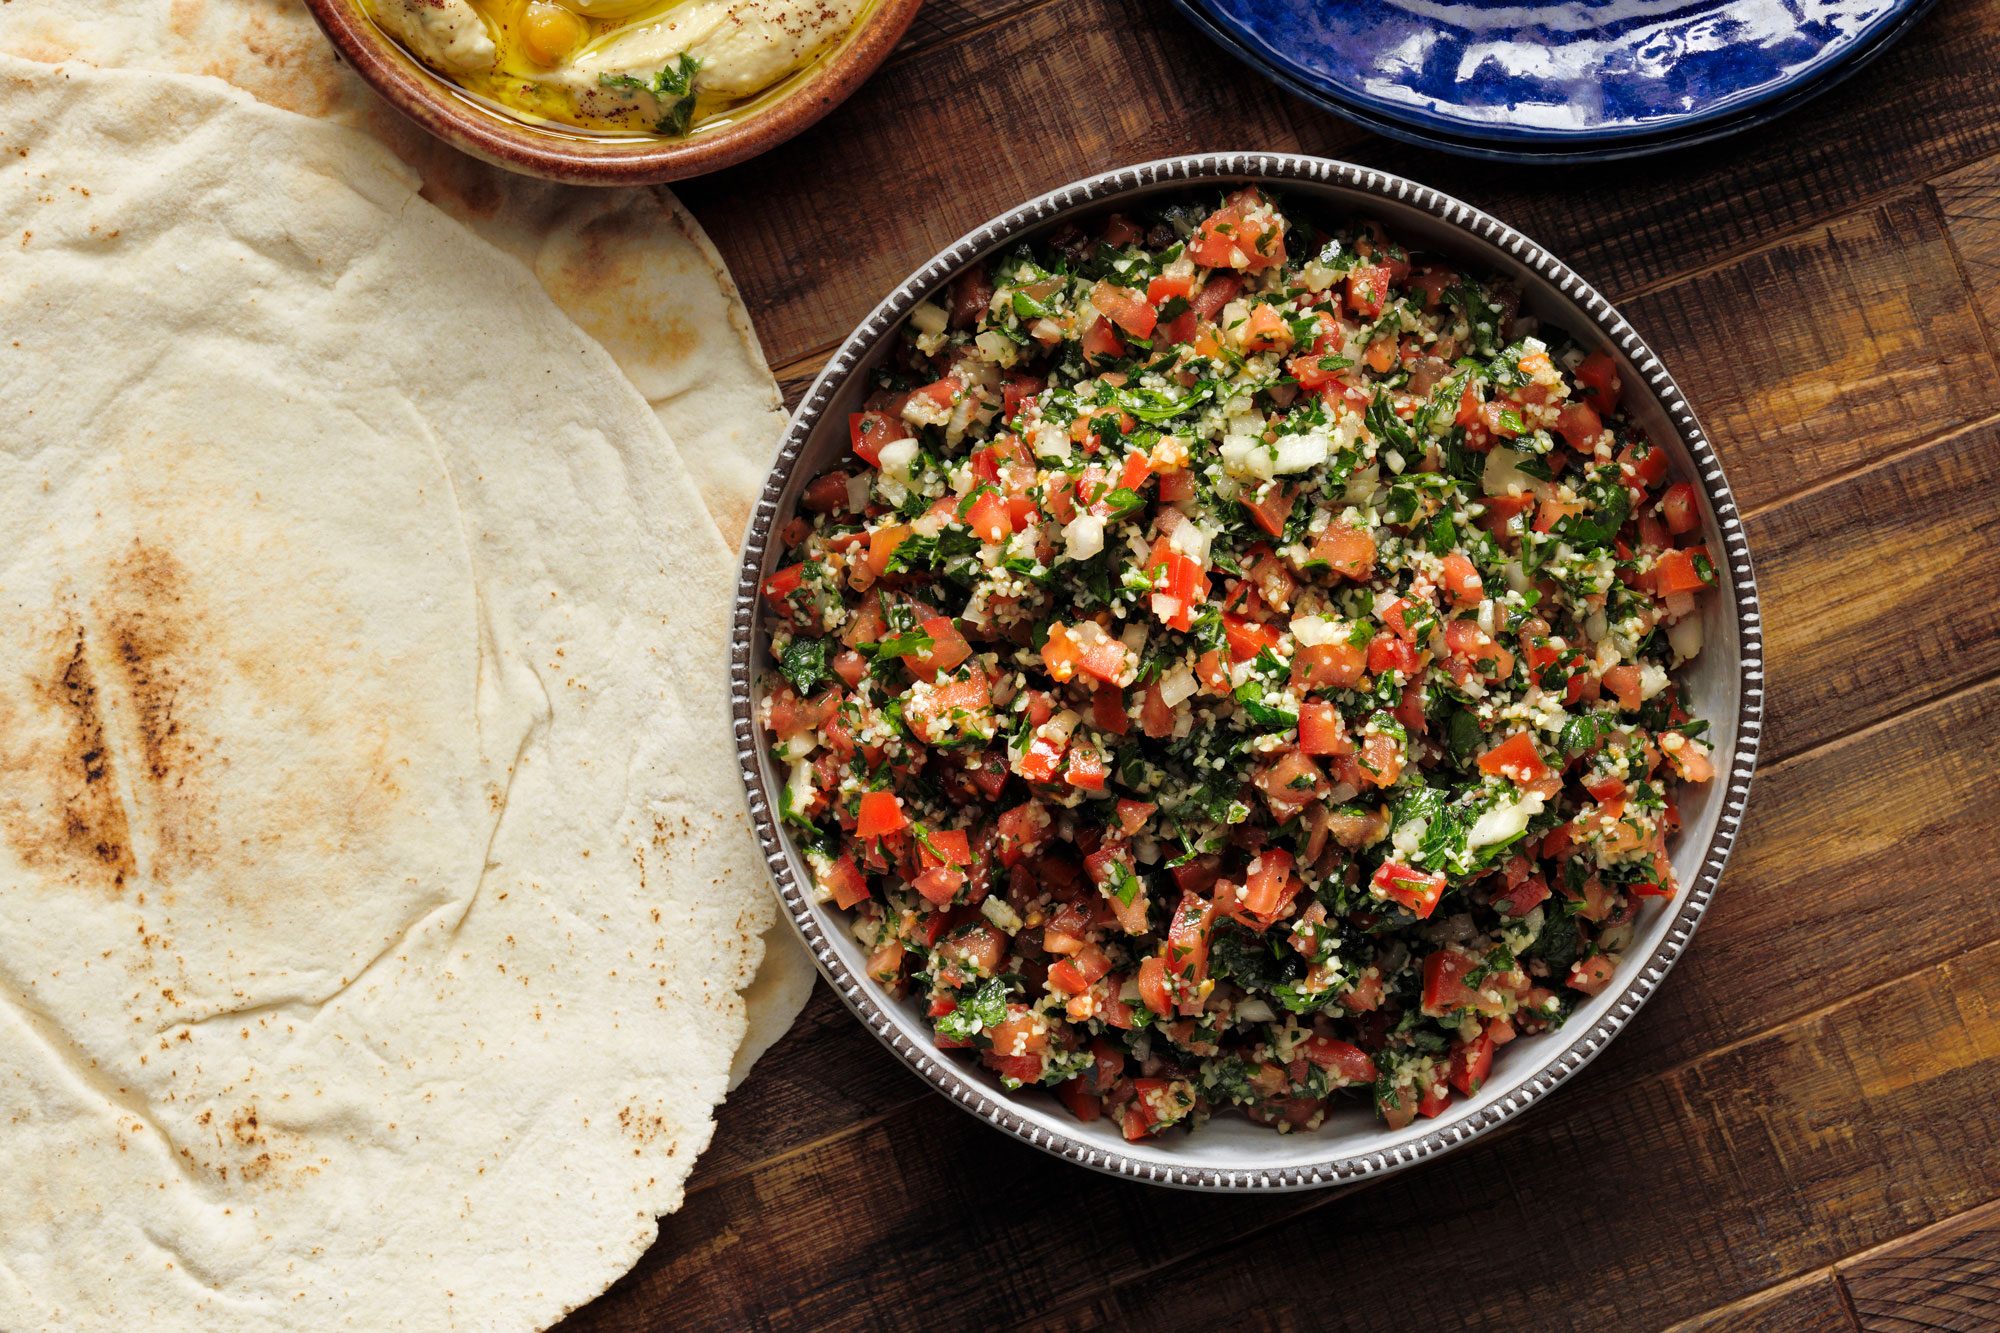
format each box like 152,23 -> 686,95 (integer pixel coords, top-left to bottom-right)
1298,701 -> 1353,756
939,922 -> 1007,976
832,649 -> 869,688
1138,680 -> 1176,739
1652,547 -> 1713,596
1081,316 -> 1126,362
1232,848 -> 1300,928
1301,1036 -> 1378,1086
1310,522 -> 1376,579
1567,955 -> 1618,995
1115,799 -> 1156,836
1092,686 -> 1130,736
1147,273 -> 1193,306
855,790 -> 906,838
1367,632 -> 1420,676
1573,351 -> 1622,414
1444,619 -> 1515,681
1144,537 -> 1207,631
1136,956 -> 1173,1017
1187,189 -> 1286,271
1239,483 -> 1294,538
1092,280 -> 1158,339
1448,1034 -> 1494,1097
1162,891 -> 1215,1013
1379,1085 -> 1418,1131
1439,553 -> 1484,608
1477,731 -> 1552,788
1224,615 -> 1281,662
1490,875 -> 1550,918
904,670 -> 993,746
761,562 -> 805,611
949,264 -> 995,328
1661,482 -> 1701,535
918,827 -> 972,869
1421,947 -> 1495,1016
816,854 -> 871,910
865,522 -> 914,576
1379,596 -> 1421,644
913,864 -> 965,906
1157,470 -> 1196,503
1416,1076 -> 1453,1119
1371,862 -> 1446,919
1042,622 -> 1132,685
964,490 -> 1012,543
865,938 -> 906,985
1291,641 -> 1367,692
1240,303 -> 1292,352
902,615 -> 972,681
995,802 -> 1049,868
1191,271 -> 1243,322
1619,441 -> 1668,488
1554,400 -> 1603,451
848,409 -> 909,467
1055,1077 -> 1101,1123
1345,262 -> 1394,318
1602,663 -> 1646,711
1064,744 -> 1109,791
1358,729 -> 1404,788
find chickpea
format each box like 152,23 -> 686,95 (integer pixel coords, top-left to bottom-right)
519,1 -> 585,66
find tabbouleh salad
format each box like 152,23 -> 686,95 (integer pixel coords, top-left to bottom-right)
759,187 -> 1720,1141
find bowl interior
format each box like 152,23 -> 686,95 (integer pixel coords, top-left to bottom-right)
305,0 -> 919,183
739,158 -> 1761,1189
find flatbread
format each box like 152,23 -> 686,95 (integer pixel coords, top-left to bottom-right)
0,2 -> 819,1088
0,0 -> 793,542
0,53 -> 768,1328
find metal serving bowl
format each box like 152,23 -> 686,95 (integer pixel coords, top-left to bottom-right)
732,153 -> 1764,1191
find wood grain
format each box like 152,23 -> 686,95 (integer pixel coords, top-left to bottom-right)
1750,414 -> 2000,762
1842,1198 -> 2000,1331
1930,147 -> 2000,353
897,0 -> 1043,52
1674,1274 -> 1857,1333
1620,190 -> 2000,515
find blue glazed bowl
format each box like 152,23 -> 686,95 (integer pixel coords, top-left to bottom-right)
1175,0 -> 1938,161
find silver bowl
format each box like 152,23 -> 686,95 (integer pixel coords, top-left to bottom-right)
731,153 -> 1764,1191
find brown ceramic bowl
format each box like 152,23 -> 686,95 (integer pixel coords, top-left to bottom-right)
302,0 -> 923,185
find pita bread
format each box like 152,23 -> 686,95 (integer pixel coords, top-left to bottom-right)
0,53 -> 767,1328
0,0 -> 815,1082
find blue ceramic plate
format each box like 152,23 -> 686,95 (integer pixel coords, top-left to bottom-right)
1181,0 -> 1935,153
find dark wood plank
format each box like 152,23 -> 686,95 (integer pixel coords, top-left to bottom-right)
1674,1274 -> 1858,1333
1932,148 -> 2000,355
1842,1198 -> 2000,1332
1620,191 -> 2000,514
569,674 -> 2000,1330
897,0 -> 1043,53
1750,414 -> 2000,763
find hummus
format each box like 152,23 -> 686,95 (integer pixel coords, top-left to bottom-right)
375,0 -> 497,76
367,0 -> 868,135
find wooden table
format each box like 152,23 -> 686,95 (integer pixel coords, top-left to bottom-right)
579,1 -> 2000,1326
